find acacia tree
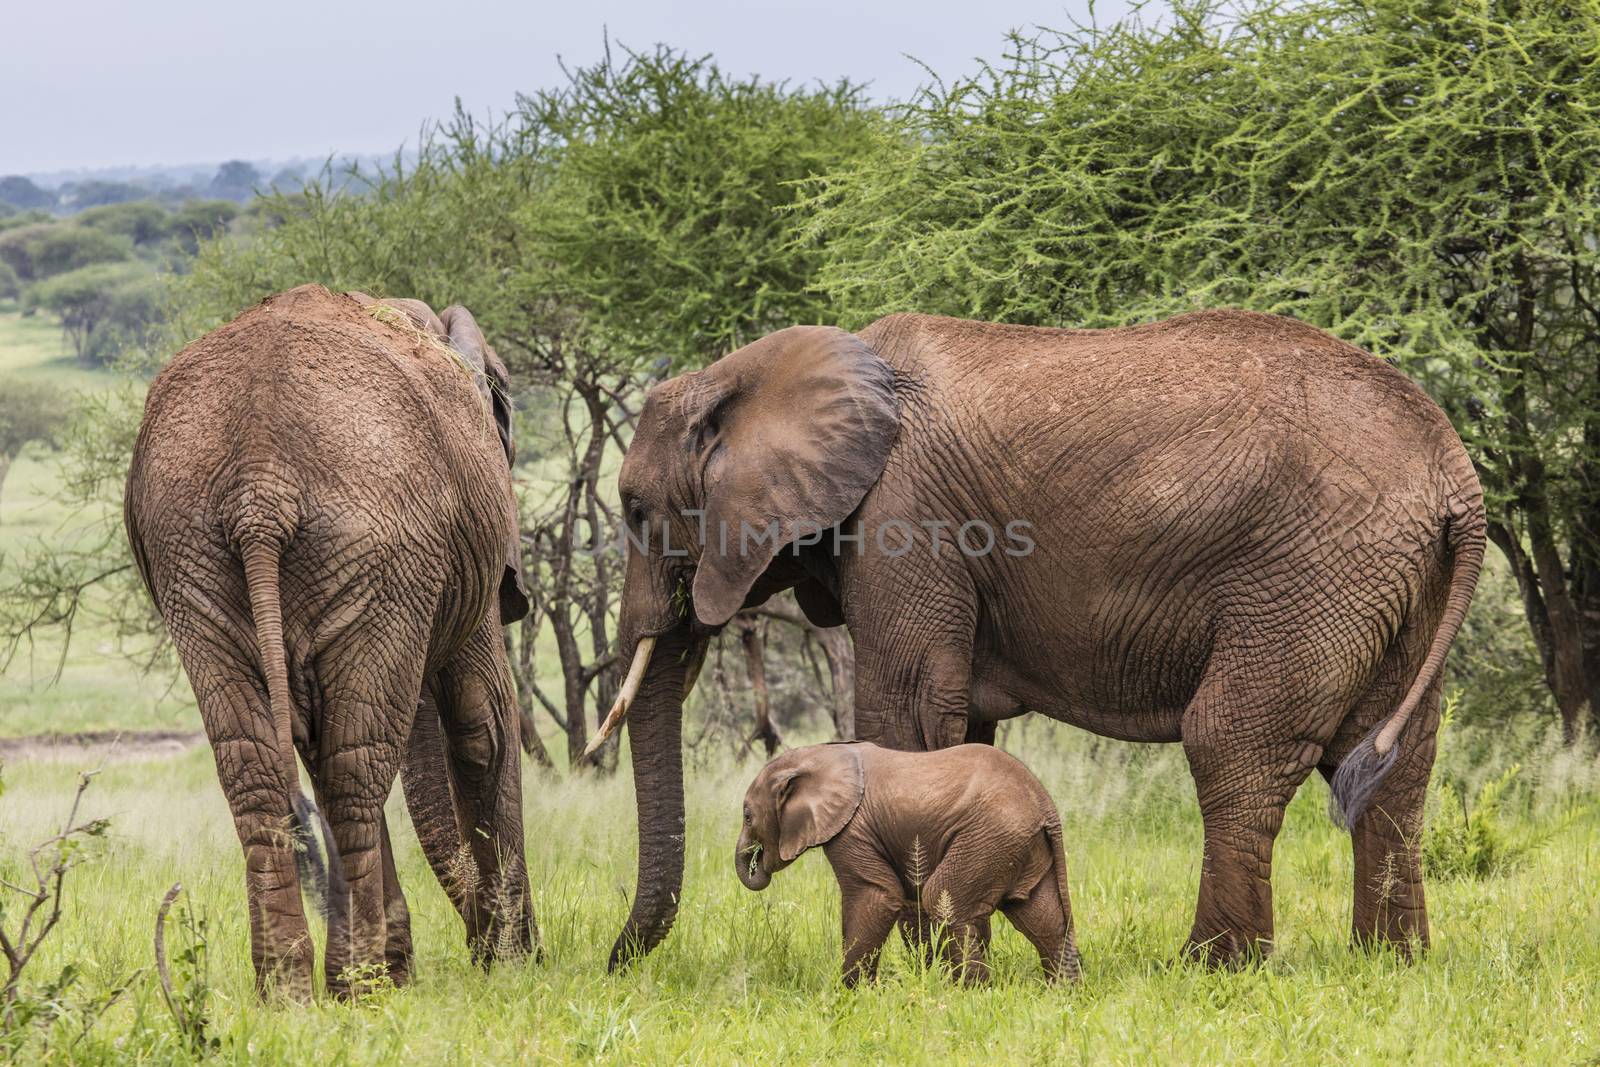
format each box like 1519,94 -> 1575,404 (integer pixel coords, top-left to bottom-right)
0,379 -> 70,514
5,44 -> 878,765
807,0 -> 1600,735
502,44 -> 883,762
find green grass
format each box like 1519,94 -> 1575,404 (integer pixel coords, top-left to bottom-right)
3,307 -> 1597,1063
0,308 -> 194,735
0,308 -> 117,391
1,718 -> 1597,1064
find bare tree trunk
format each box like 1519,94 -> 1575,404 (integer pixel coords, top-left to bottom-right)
502,627 -> 556,772
577,383 -> 621,773
751,596 -> 856,741
811,625 -> 856,740
1492,263 -> 1593,741
735,613 -> 781,757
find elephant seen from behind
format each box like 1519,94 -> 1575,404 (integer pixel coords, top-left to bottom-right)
125,284 -> 533,999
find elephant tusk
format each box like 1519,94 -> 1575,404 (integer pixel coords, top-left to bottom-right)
582,636 -> 656,759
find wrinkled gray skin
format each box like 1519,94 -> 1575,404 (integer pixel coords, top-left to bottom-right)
608,310 -> 1485,970
736,743 -> 1079,985
124,284 -> 533,1000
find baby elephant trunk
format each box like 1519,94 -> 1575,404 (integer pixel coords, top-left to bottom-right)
735,826 -> 770,891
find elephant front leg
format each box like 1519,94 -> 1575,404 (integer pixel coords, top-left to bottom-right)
848,562 -> 977,751
840,889 -> 900,987
432,621 -> 535,966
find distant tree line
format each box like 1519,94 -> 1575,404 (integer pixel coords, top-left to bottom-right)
0,199 -> 239,365
0,160 -> 302,218
4,0 -> 1596,748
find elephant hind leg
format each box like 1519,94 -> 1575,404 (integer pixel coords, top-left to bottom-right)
1319,638 -> 1441,957
174,628 -> 315,1000
430,620 -> 535,965
1001,870 -> 1079,981
1180,644 -> 1357,968
312,632 -> 427,999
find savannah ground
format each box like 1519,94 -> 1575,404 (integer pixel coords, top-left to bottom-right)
3,309 -> 1599,1063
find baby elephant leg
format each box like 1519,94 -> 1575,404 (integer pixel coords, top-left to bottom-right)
920,868 -> 995,986
840,886 -> 901,987
1001,872 -> 1080,982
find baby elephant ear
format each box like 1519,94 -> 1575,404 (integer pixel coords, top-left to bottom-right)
776,744 -> 866,862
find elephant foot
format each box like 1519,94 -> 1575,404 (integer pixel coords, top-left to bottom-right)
253,931 -> 317,1003
1181,928 -> 1272,970
383,952 -> 413,988
1351,923 -> 1427,963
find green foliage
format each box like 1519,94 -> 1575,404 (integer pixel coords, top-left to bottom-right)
0,377 -> 70,464
74,201 -> 170,246
167,199 -> 240,256
0,223 -> 60,281
0,769 -> 130,1059
154,889 -> 219,1057
0,211 -> 51,235
59,180 -> 146,210
1423,766 -> 1527,880
26,227 -> 133,280
1446,554 -> 1553,724
517,44 -> 886,368
806,0 -> 1600,729
0,261 -> 18,302
25,263 -> 163,364
0,176 -> 53,212
207,160 -> 262,202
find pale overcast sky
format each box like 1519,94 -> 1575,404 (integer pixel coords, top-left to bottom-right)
6,0 -> 1136,175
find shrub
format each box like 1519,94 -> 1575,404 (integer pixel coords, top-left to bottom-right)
1423,766 -> 1526,880
29,226 -> 133,278
75,201 -> 170,245
25,262 -> 162,363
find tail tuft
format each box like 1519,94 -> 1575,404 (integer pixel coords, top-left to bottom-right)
289,793 -> 347,919
1328,725 -> 1401,830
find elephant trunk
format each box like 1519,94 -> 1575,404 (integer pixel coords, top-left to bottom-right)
607,627 -> 694,971
735,825 -> 770,891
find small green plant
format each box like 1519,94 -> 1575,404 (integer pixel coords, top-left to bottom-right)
0,768 -> 129,1061
154,883 -> 219,1056
1423,766 -> 1525,879
332,962 -> 396,1002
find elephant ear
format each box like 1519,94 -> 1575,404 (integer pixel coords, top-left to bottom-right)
441,304 -> 529,624
775,744 -> 866,862
687,326 -> 898,628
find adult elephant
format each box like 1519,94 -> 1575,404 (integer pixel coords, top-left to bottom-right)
593,309 -> 1484,970
125,284 -> 533,999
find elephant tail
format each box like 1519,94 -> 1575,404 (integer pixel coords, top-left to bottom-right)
240,537 -> 346,919
1044,818 -> 1081,980
1330,495 -> 1486,829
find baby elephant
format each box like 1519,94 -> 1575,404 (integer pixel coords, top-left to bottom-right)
735,742 -> 1080,985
